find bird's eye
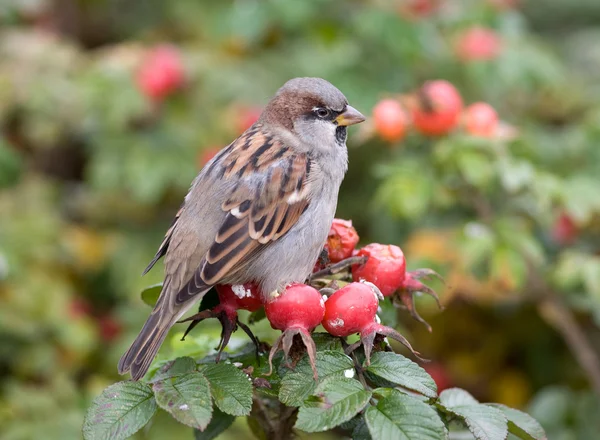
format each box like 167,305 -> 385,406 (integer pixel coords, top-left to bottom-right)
315,108 -> 330,119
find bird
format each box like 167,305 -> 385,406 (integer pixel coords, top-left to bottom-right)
118,77 -> 365,380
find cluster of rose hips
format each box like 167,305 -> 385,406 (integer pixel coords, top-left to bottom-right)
372,79 -> 504,142
181,219 -> 442,379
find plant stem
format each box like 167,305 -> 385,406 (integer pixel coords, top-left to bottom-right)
538,293 -> 600,395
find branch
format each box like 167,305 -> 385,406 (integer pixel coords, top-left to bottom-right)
538,293 -> 600,395
528,266 -> 600,395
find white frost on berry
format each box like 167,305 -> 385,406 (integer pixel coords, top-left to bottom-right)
328,318 -> 344,328
344,368 -> 355,378
232,284 -> 251,299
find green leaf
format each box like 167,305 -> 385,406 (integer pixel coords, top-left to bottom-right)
199,363 -> 253,416
311,332 -> 343,352
150,356 -> 197,383
365,389 -> 447,440
248,307 -> 266,324
438,388 -> 507,440
83,381 -> 157,440
279,350 -> 355,407
141,283 -> 162,307
457,150 -> 494,188
193,406 -> 236,440
365,352 -> 437,398
352,418 -> 373,440
295,378 -> 372,433
152,372 -> 213,430
488,404 -> 546,440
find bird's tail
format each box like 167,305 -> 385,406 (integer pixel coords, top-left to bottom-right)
118,291 -> 201,381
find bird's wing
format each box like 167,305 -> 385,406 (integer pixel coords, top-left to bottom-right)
174,124 -> 312,304
142,205 -> 184,275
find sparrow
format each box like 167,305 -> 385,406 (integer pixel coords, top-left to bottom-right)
118,77 -> 365,380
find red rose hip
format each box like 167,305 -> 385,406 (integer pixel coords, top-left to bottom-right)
412,80 -> 463,136
321,282 -> 424,364
265,283 -> 325,379
456,26 -> 502,62
464,102 -> 499,137
325,218 -> 360,263
322,282 -> 379,337
136,45 -> 185,101
352,243 -> 406,296
373,99 -> 409,142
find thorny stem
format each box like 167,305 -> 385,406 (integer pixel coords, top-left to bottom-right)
309,256 -> 367,281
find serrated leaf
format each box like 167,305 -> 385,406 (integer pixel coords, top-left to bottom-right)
295,378 -> 372,433
141,283 -> 162,307
150,356 -> 197,383
488,404 -> 546,440
83,381 -> 157,440
193,406 -> 236,440
279,350 -> 355,407
365,389 -> 447,440
200,363 -> 253,416
365,352 -> 437,398
153,372 -> 212,430
312,332 -> 343,352
438,388 -> 507,440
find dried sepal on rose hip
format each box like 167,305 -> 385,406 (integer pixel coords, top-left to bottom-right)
321,282 -> 424,365
179,283 -> 262,361
325,218 -> 360,263
264,283 -> 325,380
394,268 -> 445,332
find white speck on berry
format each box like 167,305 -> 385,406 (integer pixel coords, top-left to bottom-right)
329,318 -> 344,328
232,284 -> 251,298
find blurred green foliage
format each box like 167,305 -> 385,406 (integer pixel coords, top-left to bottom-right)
1,0 -> 600,439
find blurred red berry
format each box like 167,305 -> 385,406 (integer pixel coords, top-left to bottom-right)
69,298 -> 92,319
136,45 -> 185,101
456,27 -> 502,62
236,106 -> 262,134
325,218 -> 360,263
372,99 -> 409,142
424,363 -> 452,392
464,102 -> 499,137
98,315 -> 122,342
401,0 -> 440,18
552,212 -> 578,245
352,243 -> 406,296
198,147 -> 220,168
412,80 -> 463,136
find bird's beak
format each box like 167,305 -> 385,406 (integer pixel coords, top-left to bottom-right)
335,105 -> 366,126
